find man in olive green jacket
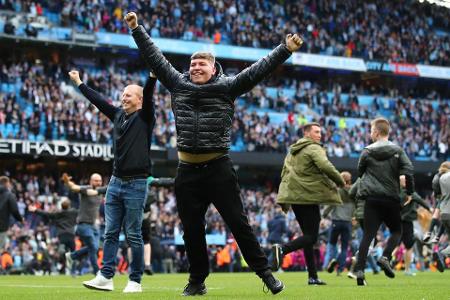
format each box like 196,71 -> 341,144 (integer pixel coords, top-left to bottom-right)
272,122 -> 345,285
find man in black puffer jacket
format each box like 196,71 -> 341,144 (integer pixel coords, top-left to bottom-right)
0,176 -> 23,251
354,117 -> 415,286
125,11 -> 303,296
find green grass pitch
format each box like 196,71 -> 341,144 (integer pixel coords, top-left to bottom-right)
0,271 -> 448,299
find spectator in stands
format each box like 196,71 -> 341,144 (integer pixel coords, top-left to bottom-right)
3,0 -> 449,66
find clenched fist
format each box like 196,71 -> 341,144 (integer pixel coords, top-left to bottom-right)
285,33 -> 304,52
68,70 -> 82,86
124,12 -> 138,30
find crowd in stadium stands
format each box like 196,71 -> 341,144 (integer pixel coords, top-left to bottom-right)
1,0 -> 449,66
0,173 -> 444,275
0,61 -> 448,160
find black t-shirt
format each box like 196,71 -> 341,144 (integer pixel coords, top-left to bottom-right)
78,77 -> 156,177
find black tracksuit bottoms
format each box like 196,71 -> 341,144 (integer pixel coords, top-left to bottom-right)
355,199 -> 402,272
175,155 -> 270,283
281,204 -> 320,279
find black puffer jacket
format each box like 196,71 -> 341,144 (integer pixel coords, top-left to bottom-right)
357,140 -> 414,202
0,184 -> 22,232
132,25 -> 292,153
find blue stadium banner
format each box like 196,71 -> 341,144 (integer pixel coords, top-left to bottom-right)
416,64 -> 450,80
0,139 -> 113,160
292,53 -> 367,72
96,32 -> 293,64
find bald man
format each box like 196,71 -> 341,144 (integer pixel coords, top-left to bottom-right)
62,173 -> 106,276
69,70 -> 157,293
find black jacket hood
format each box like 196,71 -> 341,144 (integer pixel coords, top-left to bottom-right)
365,140 -> 401,160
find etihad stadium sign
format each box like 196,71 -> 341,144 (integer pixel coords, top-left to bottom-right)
0,139 -> 114,160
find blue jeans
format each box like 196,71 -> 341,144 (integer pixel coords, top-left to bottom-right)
101,176 -> 147,283
328,220 -> 352,272
71,223 -> 99,274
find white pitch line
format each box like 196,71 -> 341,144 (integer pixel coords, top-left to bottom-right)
0,284 -> 223,291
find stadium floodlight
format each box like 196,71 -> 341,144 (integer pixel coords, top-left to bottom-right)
418,0 -> 450,8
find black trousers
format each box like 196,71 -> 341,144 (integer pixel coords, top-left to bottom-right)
282,204 -> 320,279
175,155 -> 269,283
355,199 -> 402,272
400,221 -> 415,249
59,233 -> 76,252
141,218 -> 151,245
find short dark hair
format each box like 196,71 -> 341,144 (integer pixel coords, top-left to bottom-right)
190,52 -> 215,65
303,122 -> 321,134
371,117 -> 390,136
61,199 -> 71,210
0,176 -> 9,186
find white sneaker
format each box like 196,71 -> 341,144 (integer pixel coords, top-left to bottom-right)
83,272 -> 114,291
423,232 -> 432,243
123,281 -> 142,293
347,271 -> 357,279
65,252 -> 73,271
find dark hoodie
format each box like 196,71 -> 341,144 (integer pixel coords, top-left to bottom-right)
0,184 -> 22,232
132,25 -> 292,153
35,208 -> 78,236
357,140 -> 414,202
399,188 -> 430,221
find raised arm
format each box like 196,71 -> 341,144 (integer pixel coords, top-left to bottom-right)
62,173 -> 98,196
228,34 -> 303,97
31,206 -> 58,220
125,12 -> 181,90
95,186 -> 108,195
147,176 -> 175,187
412,192 -> 431,211
141,73 -> 157,124
68,70 -> 119,121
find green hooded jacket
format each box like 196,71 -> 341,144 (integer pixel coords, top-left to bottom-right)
277,137 -> 345,206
